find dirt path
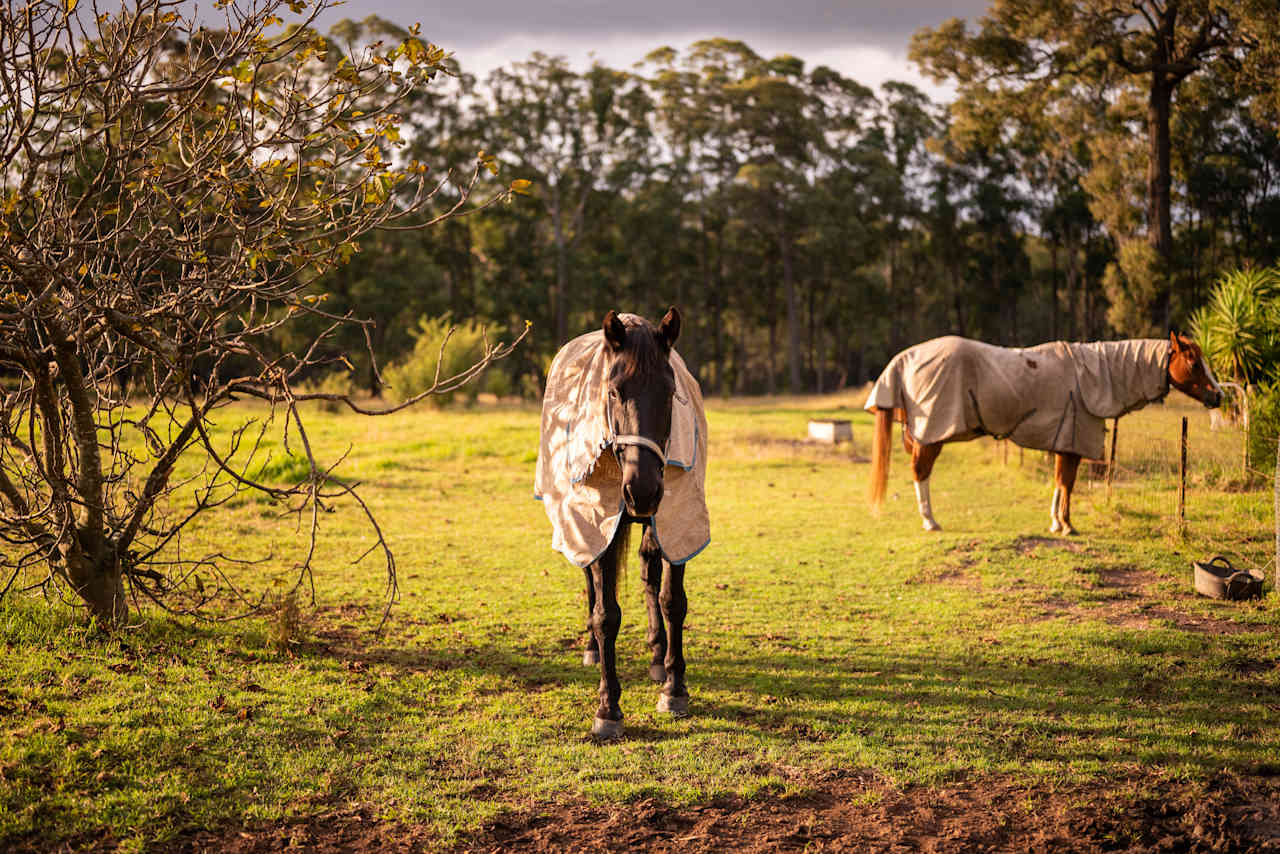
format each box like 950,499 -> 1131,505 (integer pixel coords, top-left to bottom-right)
21,770 -> 1270,853
454,772 -> 1280,853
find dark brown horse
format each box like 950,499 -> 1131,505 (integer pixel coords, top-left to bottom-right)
535,308 -> 709,739
867,332 -> 1223,534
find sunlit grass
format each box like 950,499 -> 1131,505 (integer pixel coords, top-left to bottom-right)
2,392 -> 1276,849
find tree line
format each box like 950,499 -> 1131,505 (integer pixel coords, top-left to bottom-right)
305,6 -> 1280,398
3,0 -> 1277,621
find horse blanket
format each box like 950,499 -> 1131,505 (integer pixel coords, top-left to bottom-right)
534,318 -> 710,568
865,336 -> 1171,460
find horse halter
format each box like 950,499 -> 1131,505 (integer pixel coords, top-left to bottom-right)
604,394 -> 669,464
611,432 -> 667,463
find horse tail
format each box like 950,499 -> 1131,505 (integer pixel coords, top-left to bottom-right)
869,406 -> 893,512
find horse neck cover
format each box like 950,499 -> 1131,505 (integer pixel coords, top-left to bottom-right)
535,315 -> 710,567
865,336 -> 1171,460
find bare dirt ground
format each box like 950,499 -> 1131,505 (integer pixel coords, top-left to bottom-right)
19,770 -> 1279,853
445,772 -> 1280,853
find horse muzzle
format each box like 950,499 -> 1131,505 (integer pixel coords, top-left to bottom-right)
623,479 -> 663,517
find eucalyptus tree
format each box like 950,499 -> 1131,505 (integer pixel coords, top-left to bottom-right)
0,0 -> 523,624
297,18 -> 494,393
641,39 -> 760,392
1175,69 -> 1280,289
722,54 -> 827,392
855,81 -> 939,350
485,54 -> 654,344
911,0 -> 1280,333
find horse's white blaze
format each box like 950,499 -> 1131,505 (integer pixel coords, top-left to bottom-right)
915,478 -> 941,531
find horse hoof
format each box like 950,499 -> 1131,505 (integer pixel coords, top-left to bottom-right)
1049,522 -> 1061,534
923,519 -> 942,532
657,692 -> 689,718
582,649 -> 599,666
648,663 -> 666,683
591,716 -> 624,740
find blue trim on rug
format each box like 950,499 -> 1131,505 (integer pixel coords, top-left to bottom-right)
649,523 -> 710,565
665,418 -> 698,471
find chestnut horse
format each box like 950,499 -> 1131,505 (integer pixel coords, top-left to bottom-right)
868,332 -> 1223,534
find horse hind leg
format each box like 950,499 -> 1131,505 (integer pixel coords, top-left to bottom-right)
912,442 -> 944,532
639,525 -> 667,684
1051,453 -> 1081,536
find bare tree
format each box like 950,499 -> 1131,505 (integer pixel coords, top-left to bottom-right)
0,0 -> 527,625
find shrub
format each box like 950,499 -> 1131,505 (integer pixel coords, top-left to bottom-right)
298,369 -> 358,413
383,315 -> 496,406
481,367 -> 514,398
1189,265 -> 1280,480
1247,380 -> 1280,477
1188,266 -> 1280,386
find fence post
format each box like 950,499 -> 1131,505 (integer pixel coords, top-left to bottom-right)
1178,416 -> 1188,532
1106,417 -> 1119,499
1244,387 -> 1252,480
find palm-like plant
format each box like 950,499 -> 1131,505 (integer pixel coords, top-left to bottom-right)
1188,266 -> 1280,386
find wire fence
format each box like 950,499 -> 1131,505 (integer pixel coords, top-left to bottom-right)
990,399 -> 1277,587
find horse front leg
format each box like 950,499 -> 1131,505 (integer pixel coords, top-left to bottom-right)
911,441 -> 944,532
656,559 -> 690,717
589,539 -> 624,739
1051,452 -> 1081,536
582,566 -> 599,666
640,525 -> 668,684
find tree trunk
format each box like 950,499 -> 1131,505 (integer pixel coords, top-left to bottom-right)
1147,77 -> 1174,263
1049,239 -> 1060,341
766,318 -> 778,397
1147,75 -> 1175,330
779,226 -> 802,393
67,535 -> 128,625
554,234 -> 570,345
550,185 -> 570,344
709,224 -> 725,396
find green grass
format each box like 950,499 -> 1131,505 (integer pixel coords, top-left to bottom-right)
2,391 -> 1278,850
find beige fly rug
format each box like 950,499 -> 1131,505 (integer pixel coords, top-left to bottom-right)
534,318 -> 710,568
865,336 -> 1171,460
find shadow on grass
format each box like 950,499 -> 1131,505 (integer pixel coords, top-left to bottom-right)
5,591 -> 1279,851
271,608 -> 1280,780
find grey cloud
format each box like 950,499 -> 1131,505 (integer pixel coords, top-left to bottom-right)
325,1 -> 988,49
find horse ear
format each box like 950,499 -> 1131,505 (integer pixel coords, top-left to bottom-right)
603,311 -> 626,351
658,306 -> 681,351
1169,330 -> 1182,353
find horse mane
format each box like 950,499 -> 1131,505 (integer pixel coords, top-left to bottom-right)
610,318 -> 674,387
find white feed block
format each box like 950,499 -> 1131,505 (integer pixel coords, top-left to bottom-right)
807,419 -> 852,444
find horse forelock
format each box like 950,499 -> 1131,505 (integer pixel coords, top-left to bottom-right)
609,320 -> 674,390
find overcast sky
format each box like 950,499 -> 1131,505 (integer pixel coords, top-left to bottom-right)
315,1 -> 990,101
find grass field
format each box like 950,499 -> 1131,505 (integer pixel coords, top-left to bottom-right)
2,390 -> 1278,850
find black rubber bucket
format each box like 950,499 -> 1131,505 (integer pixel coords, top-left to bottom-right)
1192,555 -> 1263,601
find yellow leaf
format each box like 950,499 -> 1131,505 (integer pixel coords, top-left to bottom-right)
77,263 -> 88,276
64,0 -> 77,13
